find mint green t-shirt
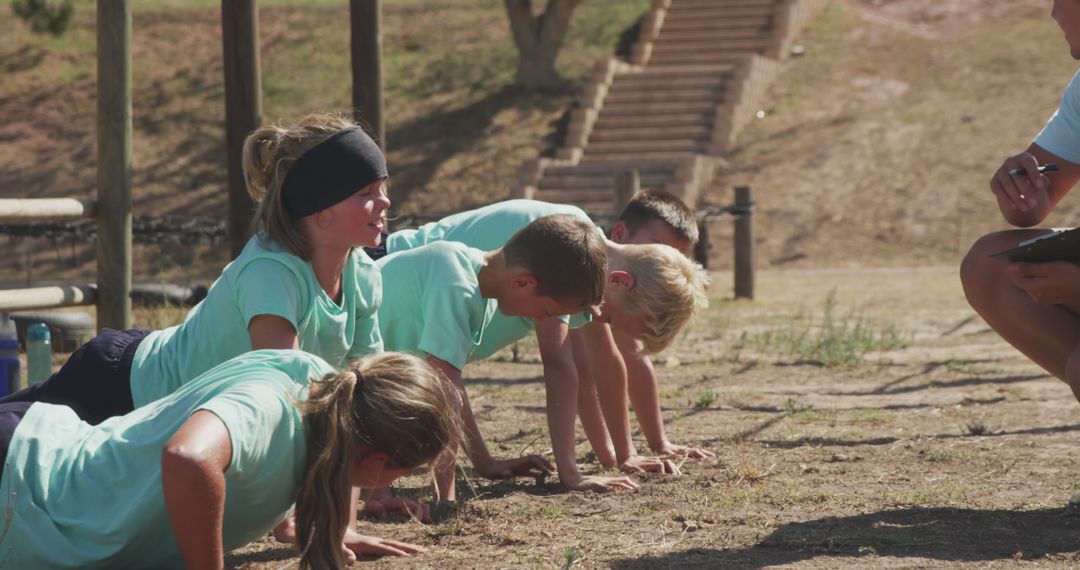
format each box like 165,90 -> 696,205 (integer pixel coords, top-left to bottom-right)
130,234 -> 382,407
387,199 -> 594,360
376,241 -> 497,370
0,349 -> 335,568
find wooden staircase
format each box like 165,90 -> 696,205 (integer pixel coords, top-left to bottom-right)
514,0 -> 827,214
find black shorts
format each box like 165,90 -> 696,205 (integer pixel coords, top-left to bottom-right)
362,230 -> 391,261
0,328 -> 149,425
0,401 -> 32,476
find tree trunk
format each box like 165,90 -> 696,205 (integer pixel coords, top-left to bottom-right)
504,0 -> 583,89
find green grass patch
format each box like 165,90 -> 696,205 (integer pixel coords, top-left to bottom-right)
694,390 -> 718,410
736,291 -> 911,367
852,408 -> 894,424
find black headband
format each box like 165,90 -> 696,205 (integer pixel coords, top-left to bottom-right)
281,126 -> 388,219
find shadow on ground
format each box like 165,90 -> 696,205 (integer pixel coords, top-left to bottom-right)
611,507 -> 1080,568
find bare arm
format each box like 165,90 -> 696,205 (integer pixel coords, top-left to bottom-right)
615,332 -> 666,452
615,332 -> 713,459
426,355 -> 551,498
992,144 -> 1080,227
569,329 -> 617,467
426,355 -> 490,470
162,411 -> 232,570
582,320 -> 634,462
247,314 -> 299,350
535,319 -> 586,485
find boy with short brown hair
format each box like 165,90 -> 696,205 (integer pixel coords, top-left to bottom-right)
375,213 -> 627,501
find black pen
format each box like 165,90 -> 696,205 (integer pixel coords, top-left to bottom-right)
1008,163 -> 1059,176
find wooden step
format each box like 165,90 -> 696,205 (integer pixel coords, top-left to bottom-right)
587,139 -> 704,154
658,28 -> 771,42
652,37 -> 771,53
648,51 -> 761,65
534,188 -> 615,202
582,149 -> 703,162
621,64 -> 737,77
593,112 -> 714,130
530,193 -> 619,215
673,0 -> 777,6
610,73 -> 728,92
539,171 -> 675,190
664,5 -> 774,20
544,160 -> 679,177
600,99 -> 718,116
588,124 -> 712,143
661,16 -> 771,33
605,87 -> 723,105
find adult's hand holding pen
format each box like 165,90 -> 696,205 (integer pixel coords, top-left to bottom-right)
992,152 -> 1052,213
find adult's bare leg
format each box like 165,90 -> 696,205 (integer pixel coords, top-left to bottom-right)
960,230 -> 1080,399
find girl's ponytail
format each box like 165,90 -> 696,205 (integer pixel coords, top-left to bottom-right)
295,353 -> 459,570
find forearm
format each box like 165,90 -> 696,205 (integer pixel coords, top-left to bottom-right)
426,357 -> 492,468
623,352 -> 668,453
584,323 -> 635,462
434,449 -> 457,502
569,331 -> 616,466
577,377 -> 617,466
456,385 -> 494,467
542,357 -> 584,484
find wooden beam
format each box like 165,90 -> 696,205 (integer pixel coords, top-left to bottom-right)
351,0 -> 384,147
96,0 -> 133,330
614,170 -> 639,214
733,186 -> 755,300
0,199 -> 97,222
222,0 -> 261,258
0,285 -> 97,312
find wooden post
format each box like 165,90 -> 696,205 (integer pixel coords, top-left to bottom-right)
222,0 -> 261,258
613,169 -> 639,214
694,218 -> 709,269
97,0 -> 133,331
351,0 -> 384,147
733,186 -> 755,299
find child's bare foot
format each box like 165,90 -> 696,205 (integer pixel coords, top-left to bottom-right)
272,514 -> 297,544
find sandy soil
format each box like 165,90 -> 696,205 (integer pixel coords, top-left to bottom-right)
224,266 -> 1080,569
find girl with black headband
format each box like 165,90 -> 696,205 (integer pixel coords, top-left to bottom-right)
2,113 -> 389,423
0,114 -> 420,552
0,349 -> 458,568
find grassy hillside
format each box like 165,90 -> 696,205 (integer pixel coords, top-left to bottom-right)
4,0 -> 1078,280
705,0 -> 1077,268
0,0 -> 647,281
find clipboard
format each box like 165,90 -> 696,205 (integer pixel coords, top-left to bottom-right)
990,227 -> 1080,262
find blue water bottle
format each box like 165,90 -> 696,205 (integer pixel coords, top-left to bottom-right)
26,323 -> 52,386
0,315 -> 20,396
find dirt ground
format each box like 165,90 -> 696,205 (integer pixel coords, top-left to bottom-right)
8,0 -> 1080,567
222,266 -> 1080,569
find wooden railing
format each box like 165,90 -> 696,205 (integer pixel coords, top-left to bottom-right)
0,198 -> 124,319
0,0 -> 132,330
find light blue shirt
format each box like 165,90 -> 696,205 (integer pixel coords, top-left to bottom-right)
130,234 -> 382,407
0,349 -> 335,568
386,200 -> 594,361
376,241 -> 498,370
1035,69 -> 1080,164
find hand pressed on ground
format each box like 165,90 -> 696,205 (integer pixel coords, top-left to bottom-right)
655,441 -> 715,460
476,454 -> 554,480
620,454 -> 682,476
